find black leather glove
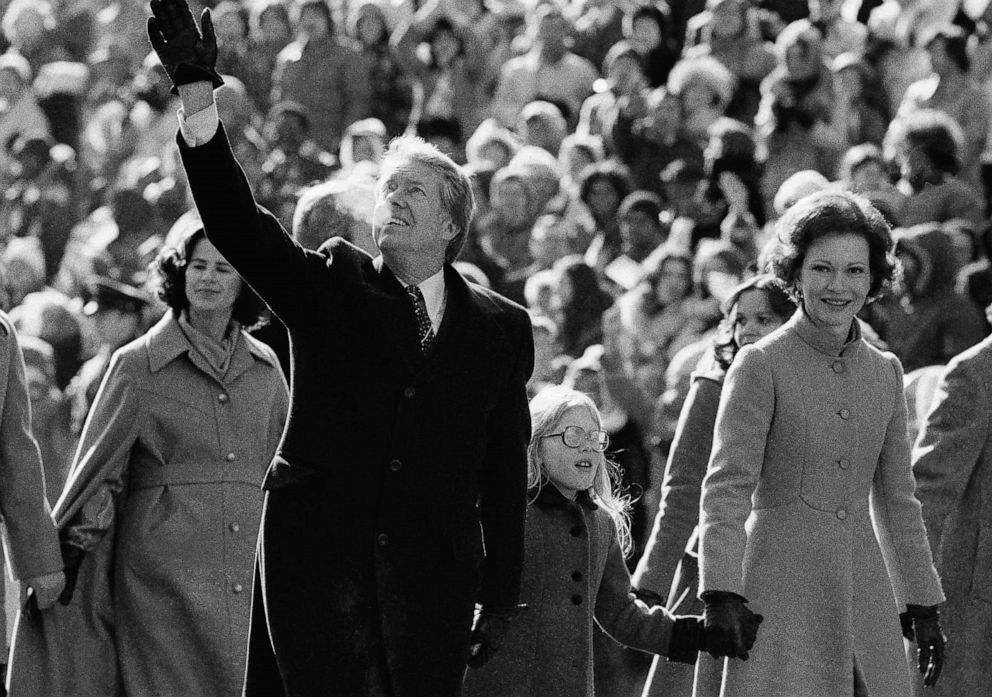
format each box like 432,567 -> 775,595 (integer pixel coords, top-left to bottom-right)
907,604 -> 946,688
667,616 -> 706,664
701,590 -> 763,660
899,610 -> 915,641
147,0 -> 225,94
467,606 -> 525,668
58,542 -> 86,606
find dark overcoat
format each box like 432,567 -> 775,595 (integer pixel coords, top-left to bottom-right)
177,125 -> 534,697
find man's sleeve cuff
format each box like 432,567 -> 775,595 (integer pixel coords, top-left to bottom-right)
177,102 -> 220,147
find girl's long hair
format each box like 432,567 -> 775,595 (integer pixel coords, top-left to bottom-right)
526,386 -> 633,557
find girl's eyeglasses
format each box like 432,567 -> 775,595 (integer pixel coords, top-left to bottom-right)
542,425 -> 610,452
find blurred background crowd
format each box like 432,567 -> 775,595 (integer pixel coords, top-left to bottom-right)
0,0 -> 990,693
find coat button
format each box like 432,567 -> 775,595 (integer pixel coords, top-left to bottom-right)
569,526 -> 583,537
233,583 -> 244,593
377,533 -> 389,546
571,571 -> 582,582
836,508 -> 847,520
832,361 -> 845,374
218,393 -> 229,403
571,594 -> 583,605
838,458 -> 850,470
226,452 -> 237,462
229,522 -> 240,533
839,408 -> 850,420
403,386 -> 416,399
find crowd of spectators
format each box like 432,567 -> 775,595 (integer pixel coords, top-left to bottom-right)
0,0 -> 991,693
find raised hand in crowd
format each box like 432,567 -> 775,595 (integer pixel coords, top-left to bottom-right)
146,0 -> 224,93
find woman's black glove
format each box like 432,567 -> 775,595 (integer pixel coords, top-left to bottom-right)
147,0 -> 225,94
906,604 -> 946,688
701,590 -> 763,660
58,543 -> 86,606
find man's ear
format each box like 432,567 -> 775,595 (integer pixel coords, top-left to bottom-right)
441,217 -> 459,241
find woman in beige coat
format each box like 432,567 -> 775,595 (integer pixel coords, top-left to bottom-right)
698,191 -> 946,697
8,226 -> 289,696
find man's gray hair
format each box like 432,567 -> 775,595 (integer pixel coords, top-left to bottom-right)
380,134 -> 475,263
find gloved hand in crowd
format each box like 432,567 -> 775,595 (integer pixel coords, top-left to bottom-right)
667,615 -> 708,664
58,543 -> 86,606
23,570 -> 65,612
906,604 -> 946,688
147,0 -> 225,94
701,590 -> 763,660
467,606 -> 525,668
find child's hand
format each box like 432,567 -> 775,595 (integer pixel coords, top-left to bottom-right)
667,616 -> 706,664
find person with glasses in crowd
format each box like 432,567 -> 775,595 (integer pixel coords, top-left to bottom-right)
146,1 -> 535,695
462,386 -> 756,697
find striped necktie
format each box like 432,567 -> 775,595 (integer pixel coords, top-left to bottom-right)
406,285 -> 435,353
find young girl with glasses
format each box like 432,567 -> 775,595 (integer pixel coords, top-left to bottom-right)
462,386 -> 752,697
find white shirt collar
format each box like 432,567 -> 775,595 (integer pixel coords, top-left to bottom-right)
410,268 -> 446,332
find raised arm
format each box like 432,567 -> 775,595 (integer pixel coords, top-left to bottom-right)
148,0 -> 334,328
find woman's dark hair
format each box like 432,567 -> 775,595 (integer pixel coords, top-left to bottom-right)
712,274 -> 794,368
553,255 -> 614,357
153,228 -> 269,329
577,161 -> 634,210
921,25 -> 970,72
768,190 -> 898,300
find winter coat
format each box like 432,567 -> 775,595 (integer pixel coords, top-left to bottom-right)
911,334 -> 992,696
462,485 -> 677,697
635,351 -> 725,697
0,311 -> 62,642
178,124 -> 534,697
7,312 -> 289,697
699,309 -> 944,697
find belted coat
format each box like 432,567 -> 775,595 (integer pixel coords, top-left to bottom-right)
177,124 -> 534,697
7,313 -> 289,697
699,309 -> 944,697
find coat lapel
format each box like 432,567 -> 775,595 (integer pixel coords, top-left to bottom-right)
416,265 -> 499,383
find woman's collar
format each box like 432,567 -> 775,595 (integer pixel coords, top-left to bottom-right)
790,306 -> 862,357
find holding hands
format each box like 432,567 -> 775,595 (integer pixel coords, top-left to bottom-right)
146,0 -> 225,94
701,590 -> 764,660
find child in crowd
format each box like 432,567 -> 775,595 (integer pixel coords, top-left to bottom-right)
462,386 -> 758,697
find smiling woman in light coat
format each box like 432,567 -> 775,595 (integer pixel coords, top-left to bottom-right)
697,191 -> 946,697
8,224 -> 289,697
